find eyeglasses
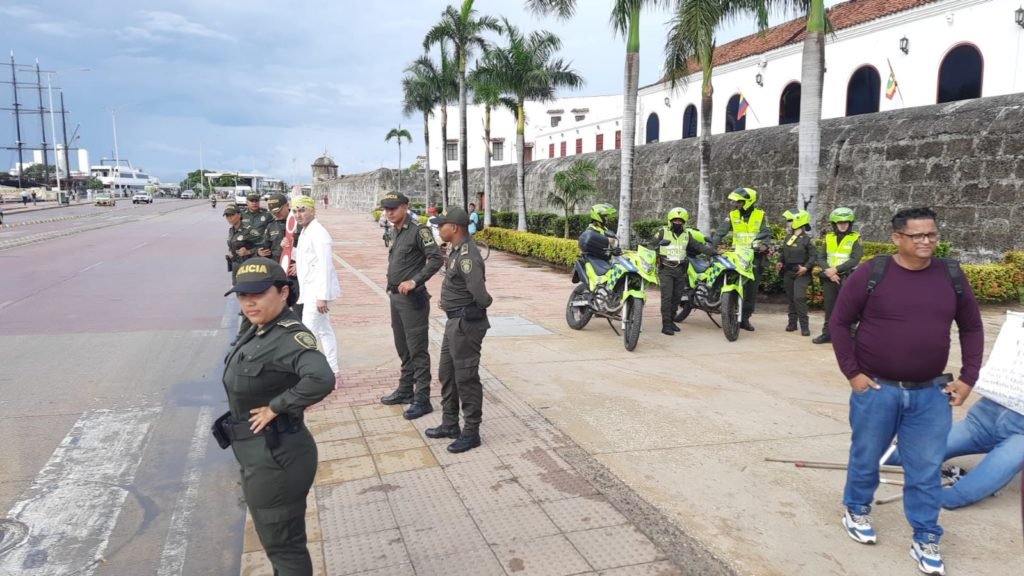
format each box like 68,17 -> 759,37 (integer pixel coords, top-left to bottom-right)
896,231 -> 939,243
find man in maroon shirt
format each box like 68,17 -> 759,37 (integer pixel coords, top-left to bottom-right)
830,207 -> 983,576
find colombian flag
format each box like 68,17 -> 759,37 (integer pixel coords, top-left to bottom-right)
885,70 -> 898,100
737,94 -> 749,119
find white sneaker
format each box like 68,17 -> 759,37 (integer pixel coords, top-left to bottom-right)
910,541 -> 945,575
842,510 -> 877,544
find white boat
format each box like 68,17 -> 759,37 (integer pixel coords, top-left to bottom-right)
90,160 -> 160,195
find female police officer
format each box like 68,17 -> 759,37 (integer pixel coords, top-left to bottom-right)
218,257 -> 334,575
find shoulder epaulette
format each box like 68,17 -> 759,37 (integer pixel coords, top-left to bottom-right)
277,319 -> 301,328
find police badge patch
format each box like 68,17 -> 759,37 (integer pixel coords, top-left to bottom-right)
295,332 -> 319,350
419,228 -> 435,246
460,259 -> 473,274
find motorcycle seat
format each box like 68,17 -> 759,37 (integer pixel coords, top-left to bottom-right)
691,258 -> 711,274
584,255 -> 613,277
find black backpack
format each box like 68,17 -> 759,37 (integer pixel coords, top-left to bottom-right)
865,255 -> 965,298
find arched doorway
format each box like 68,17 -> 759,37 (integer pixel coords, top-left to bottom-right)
778,82 -> 801,125
725,94 -> 746,133
682,105 -> 698,139
938,44 -> 983,103
645,113 -> 660,143
846,66 -> 880,116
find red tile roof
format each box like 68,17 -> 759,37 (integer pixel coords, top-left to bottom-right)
664,0 -> 937,79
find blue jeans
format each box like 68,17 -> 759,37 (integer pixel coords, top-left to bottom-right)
843,378 -> 952,543
888,396 -> 1024,509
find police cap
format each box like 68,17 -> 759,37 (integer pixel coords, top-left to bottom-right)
223,205 -> 240,216
246,193 -> 261,202
431,206 -> 470,227
380,193 -> 409,209
224,257 -> 292,296
267,193 -> 288,214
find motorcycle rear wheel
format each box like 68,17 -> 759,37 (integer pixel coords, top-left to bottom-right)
674,299 -> 694,323
623,297 -> 644,352
566,284 -> 593,330
721,290 -> 740,342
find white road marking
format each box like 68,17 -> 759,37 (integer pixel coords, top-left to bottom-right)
189,329 -> 221,338
0,300 -> 13,311
220,298 -> 238,331
156,406 -> 215,576
333,253 -> 387,301
0,408 -> 161,575
79,261 -> 104,274
130,241 -> 150,251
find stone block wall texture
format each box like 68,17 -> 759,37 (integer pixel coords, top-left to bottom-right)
319,94 -> 1024,260
315,168 -> 440,214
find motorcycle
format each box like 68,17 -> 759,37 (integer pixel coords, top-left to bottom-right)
210,196 -> 218,208
674,246 -> 756,341
566,240 -> 667,351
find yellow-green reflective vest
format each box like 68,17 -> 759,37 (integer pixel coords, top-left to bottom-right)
826,232 -> 860,267
729,208 -> 765,250
659,226 -> 689,261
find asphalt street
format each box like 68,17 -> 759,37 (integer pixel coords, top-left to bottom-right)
0,200 -> 244,576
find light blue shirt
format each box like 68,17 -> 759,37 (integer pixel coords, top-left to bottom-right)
469,211 -> 479,235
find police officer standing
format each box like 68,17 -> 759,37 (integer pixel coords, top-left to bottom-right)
777,210 -> 816,336
218,257 -> 334,576
259,193 -> 303,315
713,188 -> 771,331
652,207 -> 715,335
225,204 -> 264,342
814,207 -> 863,344
425,207 -> 492,453
378,193 -> 443,420
242,192 -> 272,238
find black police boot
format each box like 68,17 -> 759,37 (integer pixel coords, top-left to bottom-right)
800,318 -> 810,337
812,333 -> 832,344
425,423 -> 461,439
661,324 -> 675,336
740,318 -> 755,331
380,390 -> 414,405
785,317 -> 798,332
447,433 -> 482,453
403,402 -> 433,420
670,323 -> 681,332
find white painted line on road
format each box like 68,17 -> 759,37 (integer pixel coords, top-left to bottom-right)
333,253 -> 388,302
130,241 -> 150,251
79,261 -> 104,274
0,300 -> 13,311
189,329 -> 221,338
220,298 -> 239,331
0,407 -> 162,576
156,406 -> 214,576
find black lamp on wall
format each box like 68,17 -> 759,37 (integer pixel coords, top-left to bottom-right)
755,72 -> 763,86
1015,7 -> 1024,28
899,36 -> 909,54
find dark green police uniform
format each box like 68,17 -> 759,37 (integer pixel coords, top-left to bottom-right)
815,230 -> 863,342
227,211 -> 264,338
220,258 -> 334,576
652,225 -> 715,333
438,233 -> 492,445
778,230 -> 816,334
262,194 -> 303,312
242,194 -> 272,237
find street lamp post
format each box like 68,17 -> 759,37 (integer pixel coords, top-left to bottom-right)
44,68 -> 89,204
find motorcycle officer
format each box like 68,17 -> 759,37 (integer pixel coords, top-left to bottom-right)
813,207 -> 863,344
777,209 -> 816,336
578,203 -> 620,264
712,188 -> 771,331
211,194 -> 218,209
651,207 -> 715,335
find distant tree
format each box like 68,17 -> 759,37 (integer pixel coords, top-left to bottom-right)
385,126 -> 413,192
23,164 -> 57,179
549,159 -> 597,238
87,176 -> 104,190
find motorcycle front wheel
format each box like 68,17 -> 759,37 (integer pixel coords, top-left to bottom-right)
674,297 -> 694,323
566,284 -> 593,330
721,290 -> 740,342
623,297 -> 644,351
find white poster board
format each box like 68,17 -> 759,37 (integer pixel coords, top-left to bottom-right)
974,311 -> 1024,416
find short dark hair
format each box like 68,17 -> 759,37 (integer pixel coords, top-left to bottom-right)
892,207 -> 937,231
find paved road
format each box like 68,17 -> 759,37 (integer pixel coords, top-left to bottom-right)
0,203 -> 243,575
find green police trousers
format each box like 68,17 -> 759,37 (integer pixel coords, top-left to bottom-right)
742,259 -> 764,321
658,262 -> 686,327
389,291 -> 432,404
783,270 -> 810,324
232,428 -> 318,576
818,272 -> 844,337
438,316 -> 489,434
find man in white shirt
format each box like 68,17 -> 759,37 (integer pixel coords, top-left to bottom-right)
292,195 -> 342,387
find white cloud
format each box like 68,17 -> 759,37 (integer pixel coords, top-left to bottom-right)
125,10 -> 237,43
31,21 -> 83,38
0,5 -> 40,18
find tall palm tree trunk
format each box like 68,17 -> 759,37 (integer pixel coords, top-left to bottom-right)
516,102 -> 527,231
459,59 -> 469,210
798,0 -> 825,226
423,113 -> 432,209
397,140 -> 403,193
483,104 -> 492,227
440,102 -> 450,211
617,8 -> 640,249
697,65 -> 714,234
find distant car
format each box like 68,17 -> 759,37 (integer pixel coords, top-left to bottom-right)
95,193 -> 116,207
235,194 -> 247,205
132,191 -> 153,204
180,190 -> 196,199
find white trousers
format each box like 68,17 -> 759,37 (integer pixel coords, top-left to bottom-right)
302,306 -> 339,374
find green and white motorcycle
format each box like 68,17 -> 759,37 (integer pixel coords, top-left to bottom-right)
674,246 -> 756,341
566,242 -> 664,351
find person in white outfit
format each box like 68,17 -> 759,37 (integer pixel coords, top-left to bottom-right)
292,195 -> 342,387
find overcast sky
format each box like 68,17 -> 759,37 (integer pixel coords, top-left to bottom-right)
4,0 -> 811,184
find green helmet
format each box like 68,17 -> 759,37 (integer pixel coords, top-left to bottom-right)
727,187 -> 758,211
783,209 -> 811,229
590,203 -> 617,225
666,207 -> 689,225
830,207 -> 855,223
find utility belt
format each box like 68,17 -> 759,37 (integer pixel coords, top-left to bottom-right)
211,411 -> 303,450
783,263 -> 804,272
659,258 -> 684,268
872,373 -> 953,390
445,304 -> 486,321
387,283 -> 429,310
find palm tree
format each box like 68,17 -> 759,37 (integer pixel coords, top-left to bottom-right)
409,47 -> 458,210
424,0 -> 502,210
401,63 -> 438,210
663,0 -> 772,234
384,126 -> 413,194
797,0 -> 826,228
527,0 -> 670,248
549,159 -> 598,238
478,19 -> 584,231
469,57 -> 517,229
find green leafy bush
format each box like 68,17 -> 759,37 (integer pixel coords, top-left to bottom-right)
476,228 -> 580,268
962,264 -> 1020,303
631,220 -> 663,245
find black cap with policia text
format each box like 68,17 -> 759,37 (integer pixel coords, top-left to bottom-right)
224,257 -> 292,296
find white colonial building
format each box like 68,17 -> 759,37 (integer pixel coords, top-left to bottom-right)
426,0 -> 1024,171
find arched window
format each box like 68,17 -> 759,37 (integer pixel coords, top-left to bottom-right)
846,66 -> 880,116
938,44 -> 983,103
645,113 -> 660,143
725,94 -> 746,133
778,82 -> 801,125
682,105 -> 698,138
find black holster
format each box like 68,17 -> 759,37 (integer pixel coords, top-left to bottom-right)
463,304 -> 486,321
211,411 -> 232,449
